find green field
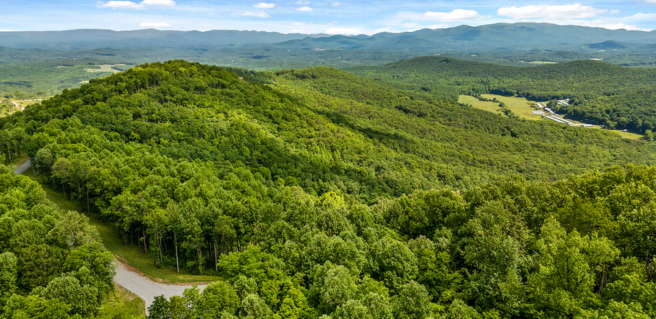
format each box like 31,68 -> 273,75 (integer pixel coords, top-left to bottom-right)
85,64 -> 126,74
459,94 -> 644,140
609,129 -> 643,140
21,168 -> 222,284
459,94 -> 545,120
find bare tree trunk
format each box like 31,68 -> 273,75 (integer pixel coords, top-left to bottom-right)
86,184 -> 90,213
598,264 -> 606,296
197,246 -> 203,275
214,241 -> 218,273
61,180 -> 67,199
142,227 -> 148,253
174,232 -> 179,273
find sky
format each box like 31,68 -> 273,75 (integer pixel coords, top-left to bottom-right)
1,0 -> 656,34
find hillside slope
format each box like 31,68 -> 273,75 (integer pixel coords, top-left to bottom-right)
351,57 -> 656,132
3,61 -> 656,318
274,23 -> 656,51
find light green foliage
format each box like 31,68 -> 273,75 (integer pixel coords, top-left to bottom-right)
0,164 -> 116,318
0,252 -> 17,308
241,294 -> 273,319
527,218 -> 620,317
42,275 -> 99,317
368,237 -> 418,288
392,281 -> 432,319
196,281 -> 241,317
0,294 -> 71,319
3,61 -> 656,318
333,300 -> 372,319
234,276 -> 259,300
310,263 -> 357,313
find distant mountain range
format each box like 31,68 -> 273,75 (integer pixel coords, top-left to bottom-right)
272,23 -> 656,52
0,29 -> 327,49
2,23 -> 656,52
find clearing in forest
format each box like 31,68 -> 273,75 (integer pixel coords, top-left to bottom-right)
85,64 -> 126,74
459,94 -> 544,120
459,94 -> 644,140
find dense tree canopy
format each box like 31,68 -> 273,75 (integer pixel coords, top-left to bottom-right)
351,57 -> 656,133
2,60 -> 656,318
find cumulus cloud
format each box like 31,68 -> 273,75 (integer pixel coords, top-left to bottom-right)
98,0 -> 175,10
400,9 -> 483,22
140,22 -> 171,27
254,3 -> 275,9
610,9 -> 620,14
141,0 -> 175,6
331,2 -> 340,6
297,6 -> 313,12
98,1 -> 145,10
497,4 -> 606,19
296,0 -> 310,4
241,11 -> 271,18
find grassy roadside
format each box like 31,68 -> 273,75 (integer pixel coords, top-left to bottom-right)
10,155 -> 30,169
96,284 -> 146,319
21,169 -> 222,284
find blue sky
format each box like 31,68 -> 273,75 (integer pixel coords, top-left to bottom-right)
1,0 -> 656,34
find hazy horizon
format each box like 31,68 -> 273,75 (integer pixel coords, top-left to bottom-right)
1,0 -> 656,35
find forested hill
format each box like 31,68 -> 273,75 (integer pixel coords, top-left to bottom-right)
352,57 -> 656,100
272,23 -> 656,51
4,61 -> 656,198
3,61 -> 656,318
351,57 -> 656,133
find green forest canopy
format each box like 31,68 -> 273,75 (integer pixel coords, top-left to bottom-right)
2,61 -> 656,318
351,57 -> 656,133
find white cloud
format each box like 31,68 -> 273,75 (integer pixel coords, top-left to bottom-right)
498,4 -> 606,19
627,12 -> 656,21
140,22 -> 171,27
97,1 -> 145,10
254,3 -> 275,9
98,0 -> 174,10
610,9 -> 620,14
241,11 -> 271,18
296,0 -> 310,4
552,19 -> 646,31
400,9 -> 483,22
331,2 -> 340,6
297,6 -> 313,12
141,0 -> 175,6
98,0 -> 175,9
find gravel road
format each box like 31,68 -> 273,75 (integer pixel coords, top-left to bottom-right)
13,161 -> 207,313
14,159 -> 31,175
113,263 -> 207,312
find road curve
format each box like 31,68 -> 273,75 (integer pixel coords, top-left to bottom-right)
113,263 -> 207,312
13,161 -> 206,313
15,159 -> 31,175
